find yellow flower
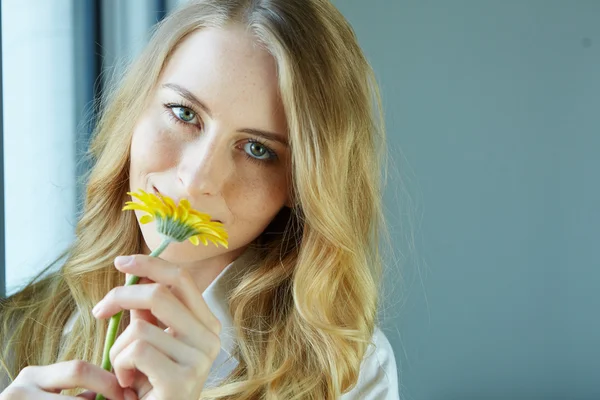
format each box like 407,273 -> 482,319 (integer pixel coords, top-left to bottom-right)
123,189 -> 228,248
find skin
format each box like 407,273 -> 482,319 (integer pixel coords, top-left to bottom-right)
1,24 -> 292,400
129,23 -> 291,293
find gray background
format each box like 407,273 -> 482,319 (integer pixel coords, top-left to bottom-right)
333,0 -> 600,399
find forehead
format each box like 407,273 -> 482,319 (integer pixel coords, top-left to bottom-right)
158,26 -> 284,123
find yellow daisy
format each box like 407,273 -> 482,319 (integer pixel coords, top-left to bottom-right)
123,189 -> 228,248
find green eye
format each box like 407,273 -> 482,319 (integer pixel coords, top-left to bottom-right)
243,140 -> 277,162
249,142 -> 267,158
174,107 -> 196,122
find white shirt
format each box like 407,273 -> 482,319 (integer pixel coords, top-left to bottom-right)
63,256 -> 400,399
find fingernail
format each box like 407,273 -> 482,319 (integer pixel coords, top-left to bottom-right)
124,388 -> 137,400
115,255 -> 134,267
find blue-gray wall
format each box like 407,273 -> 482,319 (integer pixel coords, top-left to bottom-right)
334,1 -> 600,399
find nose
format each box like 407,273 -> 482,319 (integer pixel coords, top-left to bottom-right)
177,135 -> 229,198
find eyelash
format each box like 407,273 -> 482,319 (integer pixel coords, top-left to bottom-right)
162,102 -> 279,165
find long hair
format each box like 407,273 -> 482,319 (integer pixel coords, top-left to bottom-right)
0,1 -> 389,398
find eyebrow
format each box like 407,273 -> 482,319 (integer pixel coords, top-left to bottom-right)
237,128 -> 288,147
162,83 -> 289,147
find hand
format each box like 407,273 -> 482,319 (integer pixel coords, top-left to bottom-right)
0,360 -> 136,399
92,255 -> 223,400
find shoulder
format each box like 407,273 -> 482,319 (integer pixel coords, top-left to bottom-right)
341,326 -> 400,399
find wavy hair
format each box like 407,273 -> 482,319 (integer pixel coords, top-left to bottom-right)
0,1 -> 389,398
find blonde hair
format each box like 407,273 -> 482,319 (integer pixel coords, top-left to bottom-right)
0,0 -> 389,398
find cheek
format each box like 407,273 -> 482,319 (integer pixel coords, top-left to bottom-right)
226,171 -> 288,222
130,115 -> 179,176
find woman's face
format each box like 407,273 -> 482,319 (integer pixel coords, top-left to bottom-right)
129,25 -> 290,269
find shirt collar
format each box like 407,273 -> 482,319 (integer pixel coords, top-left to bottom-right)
201,246 -> 258,361
202,260 -> 237,359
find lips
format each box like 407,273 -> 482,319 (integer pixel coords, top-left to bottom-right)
152,186 -> 222,223
152,186 -> 164,199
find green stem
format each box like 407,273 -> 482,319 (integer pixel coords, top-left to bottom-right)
95,237 -> 173,400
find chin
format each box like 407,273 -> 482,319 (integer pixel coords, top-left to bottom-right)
139,226 -> 212,261
138,223 -> 250,266
161,246 -> 218,264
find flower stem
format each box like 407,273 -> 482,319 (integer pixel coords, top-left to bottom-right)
95,237 -> 173,400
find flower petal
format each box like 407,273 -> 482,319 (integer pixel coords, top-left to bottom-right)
177,204 -> 189,221
140,215 -> 155,224
122,203 -> 153,214
161,195 -> 177,213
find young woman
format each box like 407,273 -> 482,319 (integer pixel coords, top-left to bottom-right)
0,0 -> 398,398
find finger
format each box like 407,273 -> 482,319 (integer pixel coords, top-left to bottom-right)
115,255 -> 222,334
78,388 -> 138,400
94,283 -> 217,351
16,361 -> 126,400
1,385 -> 81,400
126,274 -> 160,327
113,340 -> 184,395
110,319 -> 200,367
